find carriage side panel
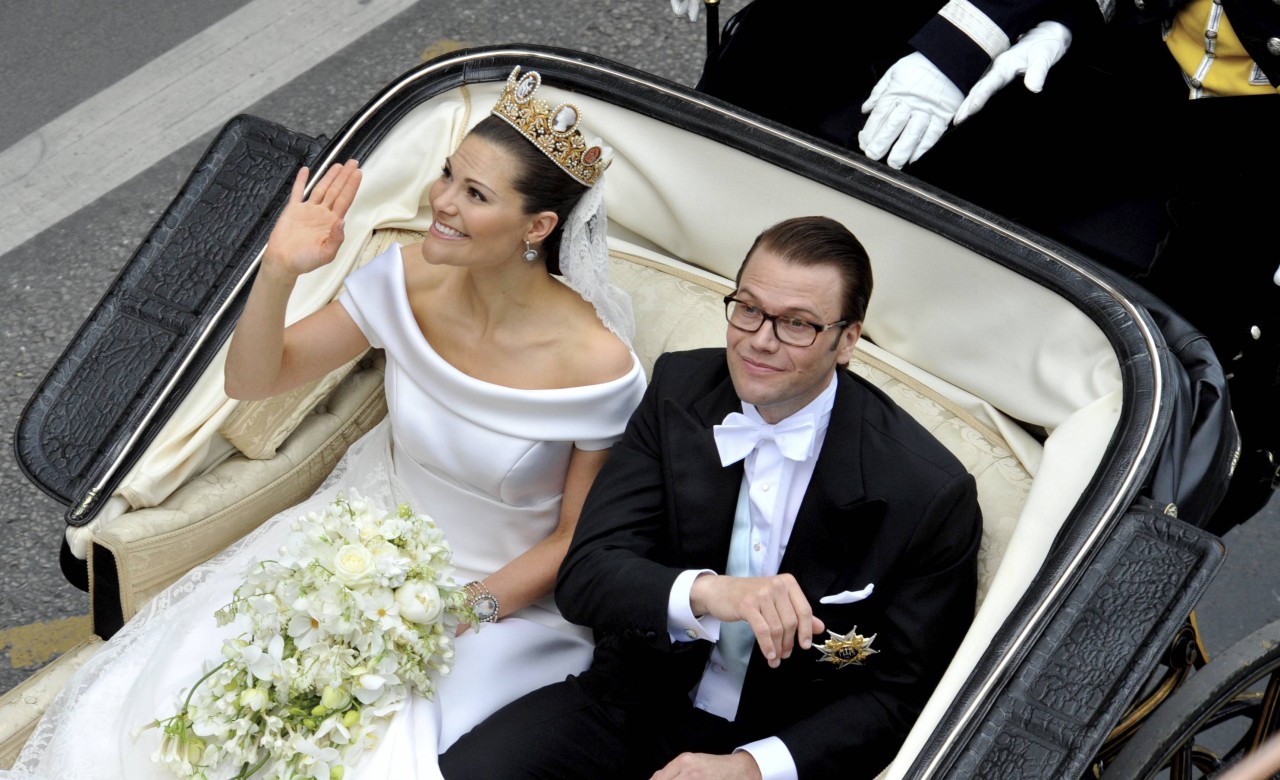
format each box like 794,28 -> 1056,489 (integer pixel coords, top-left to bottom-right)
14,115 -> 324,526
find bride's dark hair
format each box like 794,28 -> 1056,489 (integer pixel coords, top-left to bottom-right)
467,115 -> 589,275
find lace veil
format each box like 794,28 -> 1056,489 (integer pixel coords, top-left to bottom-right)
555,180 -> 635,347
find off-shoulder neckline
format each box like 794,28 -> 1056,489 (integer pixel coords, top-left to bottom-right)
386,244 -> 642,395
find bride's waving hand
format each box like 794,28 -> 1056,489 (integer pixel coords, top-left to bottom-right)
225,159 -> 370,401
267,160 -> 362,276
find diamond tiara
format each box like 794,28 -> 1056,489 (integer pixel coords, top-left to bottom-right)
490,66 -> 612,187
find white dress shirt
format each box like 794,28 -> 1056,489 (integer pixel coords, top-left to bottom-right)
666,374 -> 838,780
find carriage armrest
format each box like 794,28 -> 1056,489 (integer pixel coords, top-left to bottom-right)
87,357 -> 387,638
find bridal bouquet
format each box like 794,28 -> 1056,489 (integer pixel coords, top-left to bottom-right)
145,492 -> 472,780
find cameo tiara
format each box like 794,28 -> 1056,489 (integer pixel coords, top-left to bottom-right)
490,66 -> 612,187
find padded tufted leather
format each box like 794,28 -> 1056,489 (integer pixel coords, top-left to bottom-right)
14,115 -> 325,526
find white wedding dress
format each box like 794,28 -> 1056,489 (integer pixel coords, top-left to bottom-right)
8,245 -> 646,780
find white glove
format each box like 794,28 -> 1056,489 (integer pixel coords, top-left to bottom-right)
1273,262 -> 1279,286
670,0 -> 700,22
859,52 -> 964,169
955,21 -> 1072,124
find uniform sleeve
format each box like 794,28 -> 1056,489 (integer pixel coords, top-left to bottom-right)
910,0 -> 1109,92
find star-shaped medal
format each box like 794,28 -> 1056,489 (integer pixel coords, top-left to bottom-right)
816,626 -> 879,668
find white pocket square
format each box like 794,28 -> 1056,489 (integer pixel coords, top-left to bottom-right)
819,583 -> 875,605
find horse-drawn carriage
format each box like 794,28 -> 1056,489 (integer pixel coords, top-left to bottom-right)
2,46 -> 1273,778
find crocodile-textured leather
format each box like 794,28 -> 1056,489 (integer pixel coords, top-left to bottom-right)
14,115 -> 323,525
941,509 -> 1224,779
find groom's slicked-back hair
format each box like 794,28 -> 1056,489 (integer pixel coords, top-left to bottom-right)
738,216 -> 873,324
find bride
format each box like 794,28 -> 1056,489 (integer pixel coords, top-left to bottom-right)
8,67 -> 646,779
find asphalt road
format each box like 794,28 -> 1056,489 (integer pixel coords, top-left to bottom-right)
0,0 -> 258,150
1,0 -> 1277,730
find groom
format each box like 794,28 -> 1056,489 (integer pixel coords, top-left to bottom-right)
441,216 -> 982,779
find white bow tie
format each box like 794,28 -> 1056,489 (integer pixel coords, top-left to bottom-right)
713,412 -> 817,466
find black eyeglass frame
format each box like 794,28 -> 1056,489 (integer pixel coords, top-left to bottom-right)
723,295 -> 851,347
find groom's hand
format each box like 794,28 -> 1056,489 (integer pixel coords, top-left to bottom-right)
690,573 -> 824,667
650,751 -> 762,779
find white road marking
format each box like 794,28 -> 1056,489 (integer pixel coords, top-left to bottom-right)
0,0 -> 418,259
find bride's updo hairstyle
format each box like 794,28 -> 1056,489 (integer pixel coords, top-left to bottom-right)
467,116 -> 586,275
477,66 -> 614,275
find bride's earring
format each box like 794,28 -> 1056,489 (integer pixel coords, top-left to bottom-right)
523,240 -> 538,262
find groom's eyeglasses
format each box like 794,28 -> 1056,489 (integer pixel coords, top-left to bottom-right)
724,296 -> 849,348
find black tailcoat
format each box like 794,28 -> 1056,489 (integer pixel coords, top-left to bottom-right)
556,349 -> 983,778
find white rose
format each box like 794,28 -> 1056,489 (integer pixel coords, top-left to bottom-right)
333,543 -> 374,585
394,580 -> 444,624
